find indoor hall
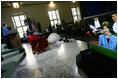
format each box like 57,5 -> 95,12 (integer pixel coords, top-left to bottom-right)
1,1 -> 117,78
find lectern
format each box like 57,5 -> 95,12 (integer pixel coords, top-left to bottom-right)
6,29 -> 21,49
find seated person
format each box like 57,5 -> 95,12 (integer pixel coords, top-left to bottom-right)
94,17 -> 101,29
34,32 -> 39,36
111,13 -> 117,35
99,21 -> 117,51
112,14 -> 117,33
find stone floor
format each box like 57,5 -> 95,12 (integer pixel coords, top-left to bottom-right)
11,40 -> 88,78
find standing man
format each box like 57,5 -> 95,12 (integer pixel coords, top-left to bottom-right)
2,24 -> 9,48
2,24 -> 8,37
112,13 -> 117,34
1,24 -> 8,73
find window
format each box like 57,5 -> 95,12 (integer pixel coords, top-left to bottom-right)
71,7 -> 81,23
11,14 -> 28,38
48,9 -> 60,28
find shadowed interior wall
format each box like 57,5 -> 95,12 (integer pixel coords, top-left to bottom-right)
1,1 -> 80,33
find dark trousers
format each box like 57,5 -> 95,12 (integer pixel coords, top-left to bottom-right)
1,56 -> 4,61
4,36 -> 12,49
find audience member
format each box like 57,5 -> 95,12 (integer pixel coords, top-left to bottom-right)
99,21 -> 117,51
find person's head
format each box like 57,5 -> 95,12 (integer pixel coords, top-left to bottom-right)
112,13 -> 117,22
2,24 -> 7,27
94,17 -> 98,20
102,21 -> 110,35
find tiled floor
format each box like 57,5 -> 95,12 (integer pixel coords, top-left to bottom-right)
11,40 -> 88,78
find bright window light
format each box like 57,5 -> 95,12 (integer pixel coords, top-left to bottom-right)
11,14 -> 29,38
71,7 -> 81,23
48,9 -> 60,28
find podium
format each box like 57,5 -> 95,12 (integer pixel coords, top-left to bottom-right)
6,29 -> 21,49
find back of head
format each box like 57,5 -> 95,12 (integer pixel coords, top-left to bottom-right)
2,24 -> 5,26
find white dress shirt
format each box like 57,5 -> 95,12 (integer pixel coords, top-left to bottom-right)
94,19 -> 101,29
112,22 -> 117,33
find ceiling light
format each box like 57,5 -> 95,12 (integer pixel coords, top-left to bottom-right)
49,1 -> 55,8
72,1 -> 76,3
12,2 -> 19,8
